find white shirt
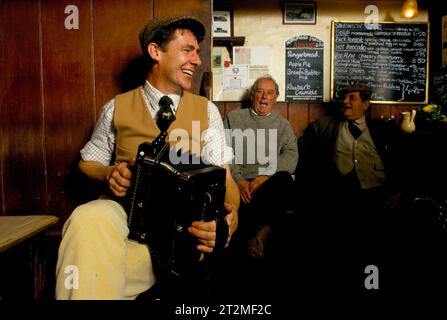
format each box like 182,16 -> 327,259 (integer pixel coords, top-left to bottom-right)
352,115 -> 367,131
80,81 -> 233,167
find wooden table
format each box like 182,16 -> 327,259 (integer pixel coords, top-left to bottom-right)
0,215 -> 58,253
0,215 -> 59,300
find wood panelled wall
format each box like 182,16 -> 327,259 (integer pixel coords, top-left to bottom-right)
0,0 -> 212,231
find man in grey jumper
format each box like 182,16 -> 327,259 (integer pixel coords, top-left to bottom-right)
223,75 -> 298,259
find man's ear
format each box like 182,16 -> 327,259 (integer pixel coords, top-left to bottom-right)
147,43 -> 160,61
364,100 -> 370,110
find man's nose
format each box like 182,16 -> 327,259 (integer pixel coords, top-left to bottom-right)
191,51 -> 202,65
343,96 -> 350,105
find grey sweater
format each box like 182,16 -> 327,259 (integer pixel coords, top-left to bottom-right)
223,108 -> 298,183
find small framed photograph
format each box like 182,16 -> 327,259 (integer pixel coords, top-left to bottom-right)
213,10 -> 233,37
283,2 -> 317,25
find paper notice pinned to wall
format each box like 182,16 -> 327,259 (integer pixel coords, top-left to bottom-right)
212,46 -> 271,101
223,64 -> 249,90
233,47 -> 270,66
234,46 -> 271,84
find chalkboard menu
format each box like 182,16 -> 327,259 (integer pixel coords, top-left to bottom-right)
332,21 -> 428,103
434,65 -> 447,106
286,35 -> 323,102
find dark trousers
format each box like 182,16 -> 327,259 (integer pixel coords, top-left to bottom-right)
210,171 -> 294,300
290,169 -> 394,297
234,171 -> 294,244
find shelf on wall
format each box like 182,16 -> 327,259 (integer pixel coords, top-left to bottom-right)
213,37 -> 245,63
212,36 -> 245,47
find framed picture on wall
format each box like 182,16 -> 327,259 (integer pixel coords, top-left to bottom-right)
283,2 -> 317,25
213,10 -> 233,37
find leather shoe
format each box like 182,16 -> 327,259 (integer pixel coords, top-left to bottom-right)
247,225 -> 271,260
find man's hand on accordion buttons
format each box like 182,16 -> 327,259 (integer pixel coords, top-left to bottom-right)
188,202 -> 237,253
107,159 -> 135,197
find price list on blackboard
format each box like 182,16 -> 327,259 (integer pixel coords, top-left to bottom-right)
434,65 -> 447,106
332,22 -> 428,103
286,35 -> 324,102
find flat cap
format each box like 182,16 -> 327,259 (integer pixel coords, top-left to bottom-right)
139,16 -> 205,53
338,83 -> 372,99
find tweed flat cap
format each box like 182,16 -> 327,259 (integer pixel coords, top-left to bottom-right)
338,83 -> 372,98
139,16 -> 205,53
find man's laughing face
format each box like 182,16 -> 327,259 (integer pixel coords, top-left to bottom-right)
252,79 -> 277,116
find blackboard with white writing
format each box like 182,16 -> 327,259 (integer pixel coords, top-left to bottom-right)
434,65 -> 447,106
286,35 -> 323,102
332,21 -> 428,103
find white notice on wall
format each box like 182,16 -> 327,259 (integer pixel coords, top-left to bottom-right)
233,47 -> 271,89
223,64 -> 249,90
233,47 -> 271,66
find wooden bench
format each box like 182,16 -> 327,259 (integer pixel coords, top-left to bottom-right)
0,215 -> 59,300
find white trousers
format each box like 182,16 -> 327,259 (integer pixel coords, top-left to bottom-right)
55,199 -> 156,299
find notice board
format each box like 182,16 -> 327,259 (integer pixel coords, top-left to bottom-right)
331,21 -> 429,104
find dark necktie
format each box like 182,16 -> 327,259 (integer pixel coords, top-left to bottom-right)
156,96 -> 175,131
348,121 -> 362,139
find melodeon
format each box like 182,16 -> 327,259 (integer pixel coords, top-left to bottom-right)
125,130 -> 228,279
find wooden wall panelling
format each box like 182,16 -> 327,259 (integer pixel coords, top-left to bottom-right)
0,1 -> 47,215
0,128 -> 3,214
370,104 -> 390,121
154,0 -> 212,95
215,102 -> 225,118
308,103 -> 327,123
41,0 -> 96,228
273,102 -> 287,119
224,102 -> 242,116
93,0 -> 153,113
288,102 -> 309,138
